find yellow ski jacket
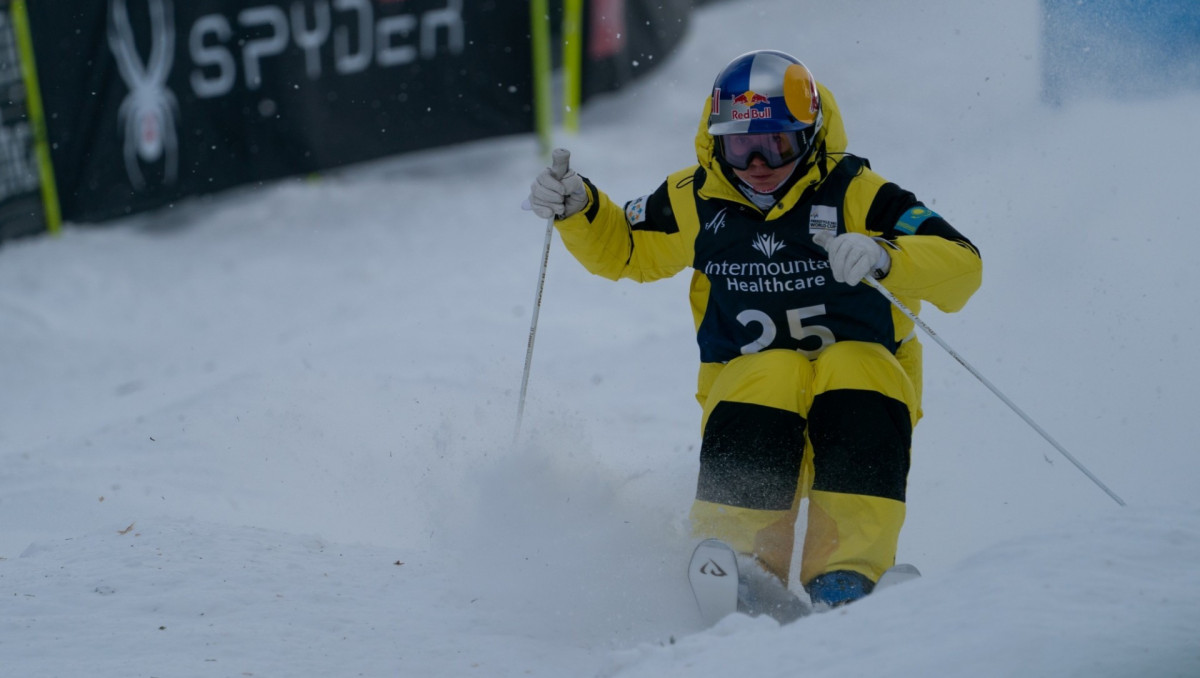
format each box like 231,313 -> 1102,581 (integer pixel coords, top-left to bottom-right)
553,84 -> 982,413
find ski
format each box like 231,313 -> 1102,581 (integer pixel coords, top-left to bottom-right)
874,562 -> 921,592
688,539 -> 811,625
688,538 -> 739,626
737,556 -> 811,623
689,539 -> 920,626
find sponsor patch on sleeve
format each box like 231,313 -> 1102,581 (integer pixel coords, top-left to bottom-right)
624,195 -> 649,226
895,206 -> 939,235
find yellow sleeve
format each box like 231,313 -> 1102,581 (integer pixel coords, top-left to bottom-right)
884,237 -> 982,313
843,166 -> 982,313
553,170 -> 700,283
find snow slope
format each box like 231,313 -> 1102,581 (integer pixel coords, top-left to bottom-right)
3,1 -> 1200,676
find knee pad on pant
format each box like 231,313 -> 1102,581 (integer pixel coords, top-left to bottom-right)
696,350 -> 814,511
808,342 -> 916,502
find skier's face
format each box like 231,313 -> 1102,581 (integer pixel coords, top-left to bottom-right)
732,155 -> 799,194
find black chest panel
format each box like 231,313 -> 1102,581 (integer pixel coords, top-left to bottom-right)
692,158 -> 896,363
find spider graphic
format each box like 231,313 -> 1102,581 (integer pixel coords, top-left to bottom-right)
107,0 -> 179,190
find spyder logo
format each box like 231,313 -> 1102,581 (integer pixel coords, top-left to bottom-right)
108,0 -> 180,190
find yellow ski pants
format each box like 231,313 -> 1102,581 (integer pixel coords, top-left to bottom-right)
689,341 -> 921,586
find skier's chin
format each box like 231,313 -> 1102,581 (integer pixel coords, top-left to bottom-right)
747,180 -> 782,194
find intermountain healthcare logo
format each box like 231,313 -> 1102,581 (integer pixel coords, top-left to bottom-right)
704,231 -> 829,294
702,254 -> 829,294
751,232 -> 785,258
108,0 -> 180,190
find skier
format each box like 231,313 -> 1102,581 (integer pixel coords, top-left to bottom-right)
526,50 -> 982,611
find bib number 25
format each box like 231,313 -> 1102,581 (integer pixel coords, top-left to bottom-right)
736,304 -> 834,358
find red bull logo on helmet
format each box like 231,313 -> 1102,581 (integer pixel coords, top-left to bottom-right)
731,90 -> 770,107
729,89 -> 771,120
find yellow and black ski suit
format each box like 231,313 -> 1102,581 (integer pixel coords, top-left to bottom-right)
553,85 -> 982,588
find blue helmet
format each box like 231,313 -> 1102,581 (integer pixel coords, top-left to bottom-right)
708,50 -> 823,137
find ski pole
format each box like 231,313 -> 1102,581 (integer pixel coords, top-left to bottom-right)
514,149 -> 572,446
865,277 -> 1126,507
513,213 -> 554,446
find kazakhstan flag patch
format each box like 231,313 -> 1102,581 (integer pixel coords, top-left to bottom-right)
895,206 -> 938,235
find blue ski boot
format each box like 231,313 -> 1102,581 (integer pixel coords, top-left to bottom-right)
805,570 -> 875,609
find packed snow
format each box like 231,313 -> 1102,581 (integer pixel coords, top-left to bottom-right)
3,1 -> 1199,676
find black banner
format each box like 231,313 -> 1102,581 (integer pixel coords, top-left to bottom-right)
24,0 -> 533,222
0,2 -> 45,241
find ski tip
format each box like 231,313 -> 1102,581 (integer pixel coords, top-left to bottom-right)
873,562 -> 922,593
692,538 -> 734,553
689,538 -> 740,626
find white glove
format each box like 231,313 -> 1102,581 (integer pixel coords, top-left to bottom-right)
813,231 -> 890,286
526,148 -> 587,220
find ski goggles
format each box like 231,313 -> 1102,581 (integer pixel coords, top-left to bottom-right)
717,129 -> 814,170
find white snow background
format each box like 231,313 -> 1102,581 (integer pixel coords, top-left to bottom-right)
3,1 -> 1200,676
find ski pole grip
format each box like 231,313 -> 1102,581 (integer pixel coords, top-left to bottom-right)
550,148 -> 571,181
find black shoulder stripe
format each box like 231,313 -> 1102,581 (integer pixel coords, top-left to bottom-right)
867,182 -> 979,254
865,182 -> 919,234
630,181 -> 679,234
909,216 -> 980,256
